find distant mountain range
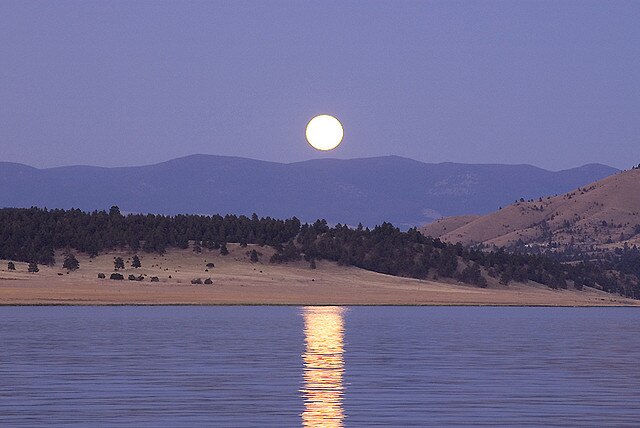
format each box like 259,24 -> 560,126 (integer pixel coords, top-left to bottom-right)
420,167 -> 640,251
0,155 -> 618,227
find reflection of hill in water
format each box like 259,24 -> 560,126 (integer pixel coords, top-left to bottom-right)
300,307 -> 346,427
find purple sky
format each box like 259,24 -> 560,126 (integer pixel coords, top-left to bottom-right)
1,0 -> 638,170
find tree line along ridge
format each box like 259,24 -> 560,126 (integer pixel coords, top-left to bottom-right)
0,206 -> 638,299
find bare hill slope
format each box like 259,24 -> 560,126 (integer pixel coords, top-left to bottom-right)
420,168 -> 640,252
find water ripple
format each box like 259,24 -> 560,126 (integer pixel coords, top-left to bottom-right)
1,306 -> 639,426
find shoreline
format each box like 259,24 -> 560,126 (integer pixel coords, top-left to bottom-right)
1,303 -> 638,307
1,246 -> 638,307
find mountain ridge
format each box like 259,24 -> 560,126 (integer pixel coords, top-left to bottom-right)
1,154 -> 615,172
0,154 -> 619,227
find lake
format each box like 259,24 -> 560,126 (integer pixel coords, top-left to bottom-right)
1,306 -> 639,426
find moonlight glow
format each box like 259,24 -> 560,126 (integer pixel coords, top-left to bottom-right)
305,115 -> 344,151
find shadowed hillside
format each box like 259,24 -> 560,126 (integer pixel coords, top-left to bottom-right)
0,155 -> 617,227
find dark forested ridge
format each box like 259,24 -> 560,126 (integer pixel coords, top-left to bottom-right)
0,155 -> 618,227
1,206 -> 638,299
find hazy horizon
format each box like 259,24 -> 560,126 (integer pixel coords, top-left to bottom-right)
1,1 -> 638,170
1,152 -> 623,172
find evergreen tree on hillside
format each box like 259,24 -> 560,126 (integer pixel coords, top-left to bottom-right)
114,257 -> 125,270
459,263 -> 486,287
28,262 -> 39,273
109,205 -> 122,218
220,243 -> 229,256
63,253 -> 80,271
7,261 -> 16,271
131,255 -> 142,268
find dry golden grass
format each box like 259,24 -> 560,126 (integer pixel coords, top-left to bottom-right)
420,168 -> 640,250
1,245 -> 636,306
420,215 -> 480,238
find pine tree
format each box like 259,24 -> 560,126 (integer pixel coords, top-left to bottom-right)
131,255 -> 142,268
109,205 -> 122,218
7,261 -> 15,271
63,253 -> 80,271
28,262 -> 39,273
114,257 -> 125,270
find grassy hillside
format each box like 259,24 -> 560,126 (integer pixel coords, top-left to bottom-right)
1,206 -> 639,298
421,168 -> 640,253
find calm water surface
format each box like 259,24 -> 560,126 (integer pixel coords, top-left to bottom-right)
1,306 -> 639,427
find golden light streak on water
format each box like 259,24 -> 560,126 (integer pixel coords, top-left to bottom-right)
300,306 -> 346,428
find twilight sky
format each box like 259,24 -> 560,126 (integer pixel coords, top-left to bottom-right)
1,0 -> 638,170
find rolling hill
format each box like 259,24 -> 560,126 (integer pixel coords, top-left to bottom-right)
420,167 -> 640,252
0,154 -> 617,227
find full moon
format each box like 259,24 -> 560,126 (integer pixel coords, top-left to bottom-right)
305,115 -> 344,151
